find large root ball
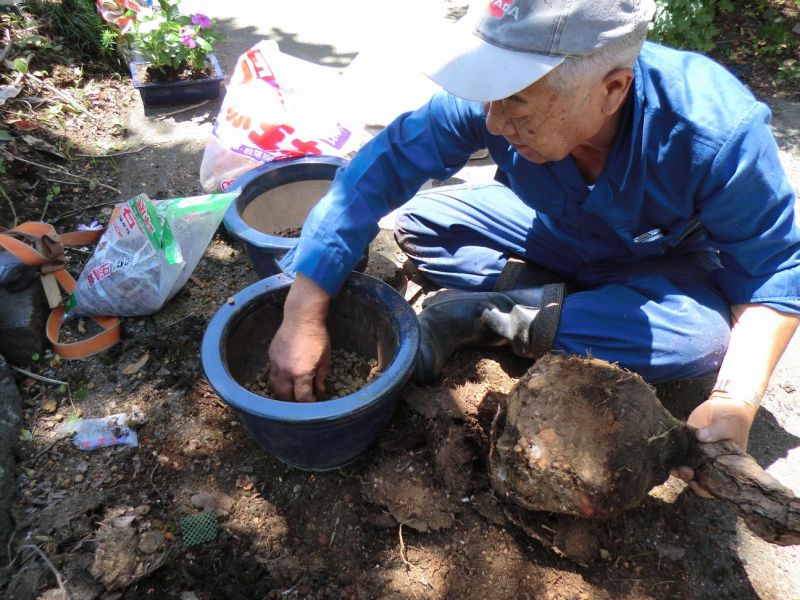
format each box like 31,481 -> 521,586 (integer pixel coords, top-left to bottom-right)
489,354 -> 688,518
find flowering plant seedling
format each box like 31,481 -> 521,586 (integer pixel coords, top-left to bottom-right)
124,0 -> 222,80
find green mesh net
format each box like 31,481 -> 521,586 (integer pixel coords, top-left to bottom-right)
181,510 -> 218,547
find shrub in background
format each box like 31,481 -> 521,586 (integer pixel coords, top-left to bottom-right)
23,0 -> 120,66
650,0 -> 733,52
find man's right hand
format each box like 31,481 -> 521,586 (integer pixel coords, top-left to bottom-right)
267,273 -> 331,402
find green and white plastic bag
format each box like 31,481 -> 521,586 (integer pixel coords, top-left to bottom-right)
67,191 -> 238,317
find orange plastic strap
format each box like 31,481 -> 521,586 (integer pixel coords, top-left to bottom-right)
0,234 -> 50,266
0,221 -> 121,359
46,306 -> 121,360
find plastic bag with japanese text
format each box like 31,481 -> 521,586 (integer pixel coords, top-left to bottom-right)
66,191 -> 238,318
199,40 -> 361,192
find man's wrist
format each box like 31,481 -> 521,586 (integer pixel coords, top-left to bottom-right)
710,378 -> 763,409
284,273 -> 330,322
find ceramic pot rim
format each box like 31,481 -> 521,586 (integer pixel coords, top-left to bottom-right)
222,156 -> 348,252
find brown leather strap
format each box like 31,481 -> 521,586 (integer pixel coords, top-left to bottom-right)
0,221 -> 120,359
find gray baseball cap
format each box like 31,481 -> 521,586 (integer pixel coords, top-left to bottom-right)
422,0 -> 656,102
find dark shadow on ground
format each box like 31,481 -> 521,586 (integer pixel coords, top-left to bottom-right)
747,407 -> 800,468
211,19 -> 358,77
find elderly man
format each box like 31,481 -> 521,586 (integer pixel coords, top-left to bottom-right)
267,0 -> 800,479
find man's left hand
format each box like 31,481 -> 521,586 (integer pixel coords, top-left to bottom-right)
670,392 -> 758,498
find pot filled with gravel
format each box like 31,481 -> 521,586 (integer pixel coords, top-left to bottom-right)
201,271 -> 419,470
223,155 -> 350,278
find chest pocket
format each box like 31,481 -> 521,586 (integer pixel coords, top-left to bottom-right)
624,219 -> 702,257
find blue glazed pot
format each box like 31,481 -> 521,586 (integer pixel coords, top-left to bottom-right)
201,271 -> 420,471
130,53 -> 224,107
223,156 -> 348,278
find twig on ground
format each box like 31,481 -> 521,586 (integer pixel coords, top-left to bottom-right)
0,28 -> 11,64
648,580 -> 677,592
25,388 -> 47,406
74,145 -> 150,158
14,96 -> 47,109
20,544 -> 69,599
6,526 -> 17,568
33,435 -> 74,464
52,198 -> 120,223
336,467 -> 368,485
41,176 -> 93,189
156,100 -> 209,120
399,523 -> 413,569
168,173 -> 186,196
8,364 -> 68,386
0,186 -> 17,227
69,533 -> 95,553
23,70 -> 95,121
329,515 -> 340,548
11,363 -> 76,410
0,149 -> 120,195
154,310 -> 198,336
40,191 -> 53,221
149,462 -> 167,504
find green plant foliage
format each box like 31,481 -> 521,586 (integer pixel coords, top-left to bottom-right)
650,0 -> 733,52
124,0 -> 222,78
23,0 -> 120,65
12,57 -> 30,74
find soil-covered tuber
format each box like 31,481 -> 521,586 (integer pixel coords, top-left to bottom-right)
489,354 -> 800,546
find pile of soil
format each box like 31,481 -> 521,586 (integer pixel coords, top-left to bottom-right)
273,227 -> 302,238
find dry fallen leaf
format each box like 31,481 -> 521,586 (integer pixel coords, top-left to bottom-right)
5,118 -> 38,131
235,474 -> 254,491
0,85 -> 22,102
122,352 -> 149,376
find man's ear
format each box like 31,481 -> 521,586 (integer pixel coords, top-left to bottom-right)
601,68 -> 634,115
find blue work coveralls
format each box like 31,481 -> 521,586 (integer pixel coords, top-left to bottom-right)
282,42 -> 800,383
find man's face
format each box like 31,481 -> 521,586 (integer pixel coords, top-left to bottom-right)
484,76 -> 607,164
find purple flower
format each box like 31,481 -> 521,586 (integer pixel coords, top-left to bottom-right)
77,220 -> 102,231
191,13 -> 212,29
179,26 -> 197,48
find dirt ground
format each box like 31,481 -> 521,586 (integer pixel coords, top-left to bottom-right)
2,2 -> 800,599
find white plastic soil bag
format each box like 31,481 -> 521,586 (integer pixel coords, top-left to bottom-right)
66,191 -> 238,317
199,40 -> 360,192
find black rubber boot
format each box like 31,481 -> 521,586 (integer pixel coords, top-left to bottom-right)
492,256 -> 565,291
414,283 -> 565,382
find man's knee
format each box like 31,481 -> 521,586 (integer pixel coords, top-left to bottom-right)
393,207 -> 424,258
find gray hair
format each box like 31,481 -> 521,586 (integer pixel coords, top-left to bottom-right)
544,26 -> 649,92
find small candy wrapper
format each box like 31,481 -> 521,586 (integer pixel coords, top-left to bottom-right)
62,413 -> 139,451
